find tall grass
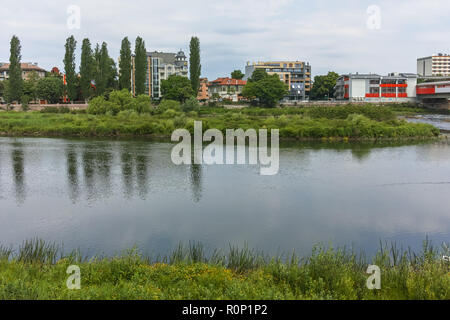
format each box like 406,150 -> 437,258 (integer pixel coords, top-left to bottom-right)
0,238 -> 448,299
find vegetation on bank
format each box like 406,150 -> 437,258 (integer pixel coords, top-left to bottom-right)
0,98 -> 441,139
0,239 -> 448,299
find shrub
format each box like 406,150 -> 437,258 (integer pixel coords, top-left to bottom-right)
158,99 -> 181,112
182,97 -> 200,112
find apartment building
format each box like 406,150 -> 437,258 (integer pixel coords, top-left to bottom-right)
417,53 -> 450,77
131,50 -> 188,98
0,62 -> 47,81
197,78 -> 209,101
243,60 -> 311,101
208,77 -> 247,102
334,73 -> 417,102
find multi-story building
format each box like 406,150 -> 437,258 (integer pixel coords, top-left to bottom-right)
131,50 -> 188,98
417,53 -> 450,77
334,73 -> 417,102
208,77 -> 246,102
0,62 -> 47,81
197,78 -> 209,101
243,60 -> 311,101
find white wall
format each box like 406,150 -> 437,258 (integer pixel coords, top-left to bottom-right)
350,79 -> 366,99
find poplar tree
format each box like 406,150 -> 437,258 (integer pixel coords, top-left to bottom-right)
64,35 -> 77,102
8,35 -> 22,103
134,36 -> 147,95
189,36 -> 201,93
119,37 -> 132,91
79,38 -> 94,100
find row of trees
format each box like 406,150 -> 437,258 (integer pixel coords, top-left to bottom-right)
2,34 -> 202,105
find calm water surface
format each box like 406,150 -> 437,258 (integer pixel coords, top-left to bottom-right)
0,137 -> 449,257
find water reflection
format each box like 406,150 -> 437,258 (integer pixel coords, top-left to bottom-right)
11,144 -> 25,203
66,146 -> 79,202
0,137 -> 449,258
190,164 -> 203,202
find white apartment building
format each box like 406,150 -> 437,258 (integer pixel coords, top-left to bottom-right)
417,53 -> 450,77
131,50 -> 188,98
335,73 -> 417,102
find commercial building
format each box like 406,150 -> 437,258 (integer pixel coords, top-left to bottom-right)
208,77 -> 247,102
334,73 -> 417,102
243,60 -> 311,101
131,50 -> 188,98
417,53 -> 450,77
0,62 -> 47,81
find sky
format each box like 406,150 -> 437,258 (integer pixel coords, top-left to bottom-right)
1,0 -> 449,80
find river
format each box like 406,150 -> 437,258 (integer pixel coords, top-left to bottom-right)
0,137 -> 449,257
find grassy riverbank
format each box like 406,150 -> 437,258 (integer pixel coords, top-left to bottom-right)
0,239 -> 448,299
0,104 -> 441,139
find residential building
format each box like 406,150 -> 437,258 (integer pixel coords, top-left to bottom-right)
208,77 -> 247,102
0,62 -> 47,81
417,53 -> 450,77
243,60 -> 311,101
197,78 -> 209,101
131,50 -> 188,98
334,73 -> 417,102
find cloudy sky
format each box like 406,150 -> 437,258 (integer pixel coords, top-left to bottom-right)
1,0 -> 449,80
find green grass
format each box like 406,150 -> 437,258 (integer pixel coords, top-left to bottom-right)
0,239 -> 448,300
0,104 -> 441,140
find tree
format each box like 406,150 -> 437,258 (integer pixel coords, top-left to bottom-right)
93,42 -> 117,96
247,68 -> 267,82
22,71 -> 39,102
189,36 -> 201,93
80,38 -> 94,101
8,35 -> 22,103
119,37 -> 132,91
161,75 -> 195,103
64,35 -> 77,102
242,70 -> 288,107
37,76 -> 63,103
231,70 -> 244,80
310,71 -> 339,100
134,36 -> 147,95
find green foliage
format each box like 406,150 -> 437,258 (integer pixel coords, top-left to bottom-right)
181,96 -> 200,112
8,35 -> 22,103
93,42 -> 117,96
310,71 -> 340,100
189,36 -> 201,93
161,75 -> 195,103
242,72 -> 288,107
231,70 -> 244,80
0,239 -> 448,299
64,35 -> 77,101
79,38 -> 94,101
134,36 -> 147,95
36,76 -> 63,104
119,37 -> 132,91
22,71 -> 39,103
0,103 -> 440,139
158,99 -> 181,111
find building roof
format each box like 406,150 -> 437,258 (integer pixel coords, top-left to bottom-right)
417,80 -> 450,87
147,51 -> 177,64
0,62 -> 47,72
209,77 -> 247,86
341,72 -> 417,79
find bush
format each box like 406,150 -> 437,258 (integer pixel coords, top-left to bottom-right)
182,97 -> 200,112
158,99 -> 181,112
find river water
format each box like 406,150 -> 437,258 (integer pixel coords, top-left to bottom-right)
0,137 -> 449,257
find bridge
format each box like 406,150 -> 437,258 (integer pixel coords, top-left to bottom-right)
416,81 -> 450,109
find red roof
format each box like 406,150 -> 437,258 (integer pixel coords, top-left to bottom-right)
0,62 -> 47,72
209,77 -> 246,86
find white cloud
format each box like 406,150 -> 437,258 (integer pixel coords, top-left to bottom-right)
0,0 -> 449,80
